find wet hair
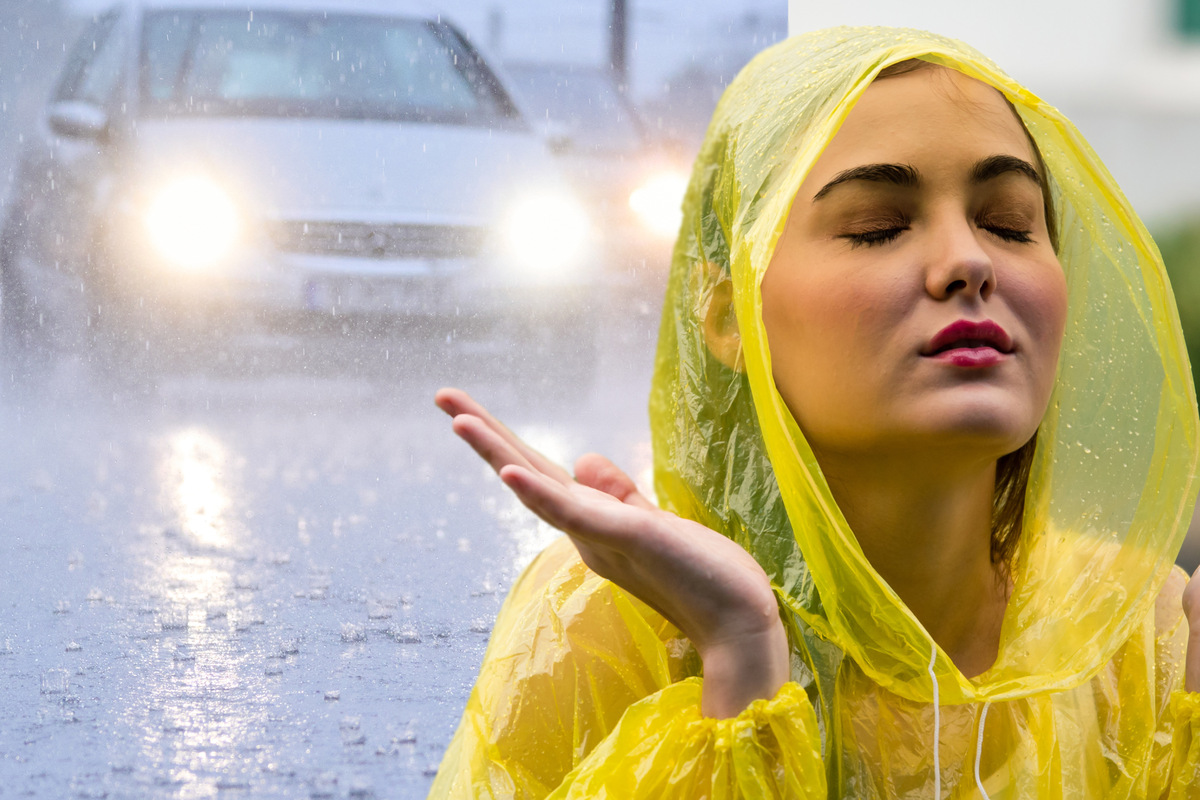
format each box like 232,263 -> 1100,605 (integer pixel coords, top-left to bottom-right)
878,59 -> 1057,571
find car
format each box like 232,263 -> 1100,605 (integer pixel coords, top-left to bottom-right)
500,61 -> 689,289
0,0 -> 599,381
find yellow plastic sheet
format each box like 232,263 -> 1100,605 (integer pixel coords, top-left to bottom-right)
432,27 -> 1200,798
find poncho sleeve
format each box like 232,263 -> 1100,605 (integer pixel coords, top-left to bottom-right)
427,536 -> 827,799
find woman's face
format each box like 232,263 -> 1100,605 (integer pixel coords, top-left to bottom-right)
761,66 -> 1067,465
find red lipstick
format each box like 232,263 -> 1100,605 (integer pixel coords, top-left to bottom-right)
923,320 -> 1012,367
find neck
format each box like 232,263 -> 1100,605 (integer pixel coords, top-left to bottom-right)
817,447 -> 1009,677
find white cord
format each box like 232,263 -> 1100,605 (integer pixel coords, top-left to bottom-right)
974,701 -> 992,799
927,643 -> 941,799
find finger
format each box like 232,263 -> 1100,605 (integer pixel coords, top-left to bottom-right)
451,414 -> 538,476
499,464 -> 644,548
574,453 -> 656,510
436,387 -> 574,484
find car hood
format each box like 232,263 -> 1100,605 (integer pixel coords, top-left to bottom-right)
124,117 -> 556,226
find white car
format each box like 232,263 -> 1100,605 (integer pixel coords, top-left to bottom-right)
0,0 -> 597,371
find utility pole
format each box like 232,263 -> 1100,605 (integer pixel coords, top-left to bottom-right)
609,0 -> 627,92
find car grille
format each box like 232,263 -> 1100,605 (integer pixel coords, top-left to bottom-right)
271,221 -> 487,259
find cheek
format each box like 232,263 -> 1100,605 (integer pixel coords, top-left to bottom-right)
762,266 -> 908,413
1012,260 -> 1069,387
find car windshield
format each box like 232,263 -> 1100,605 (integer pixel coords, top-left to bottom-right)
140,10 -> 519,125
504,64 -> 643,152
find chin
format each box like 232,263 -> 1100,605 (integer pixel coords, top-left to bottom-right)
916,409 -> 1039,458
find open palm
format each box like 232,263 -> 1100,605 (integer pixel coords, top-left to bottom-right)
435,388 -> 790,717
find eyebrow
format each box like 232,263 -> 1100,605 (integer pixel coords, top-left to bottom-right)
811,155 -> 1043,201
812,163 -> 917,201
970,154 -> 1043,187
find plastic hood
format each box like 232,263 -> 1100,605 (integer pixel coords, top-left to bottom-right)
649,27 -> 1200,705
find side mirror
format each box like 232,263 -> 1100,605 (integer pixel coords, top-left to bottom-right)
47,101 -> 109,141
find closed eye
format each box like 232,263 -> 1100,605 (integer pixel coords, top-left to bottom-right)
983,225 -> 1033,243
840,225 -> 909,248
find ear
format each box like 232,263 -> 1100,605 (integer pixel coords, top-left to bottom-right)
701,263 -> 744,372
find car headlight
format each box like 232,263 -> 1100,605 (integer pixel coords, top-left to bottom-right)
629,170 -> 688,239
502,188 -> 591,278
143,176 -> 240,270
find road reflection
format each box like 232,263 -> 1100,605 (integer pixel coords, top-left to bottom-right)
121,425 -> 279,798
164,428 -> 236,550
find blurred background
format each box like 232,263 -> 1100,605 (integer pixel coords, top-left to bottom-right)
1,1 -> 1198,797
0,1 -> 784,797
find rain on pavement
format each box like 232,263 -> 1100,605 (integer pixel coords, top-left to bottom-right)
0,0 -> 711,795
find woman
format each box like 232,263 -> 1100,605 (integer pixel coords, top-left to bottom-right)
430,27 -> 1200,797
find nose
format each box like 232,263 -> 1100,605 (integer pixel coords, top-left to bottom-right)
924,214 -> 996,302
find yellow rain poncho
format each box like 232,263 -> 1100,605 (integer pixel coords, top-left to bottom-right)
431,27 -> 1200,798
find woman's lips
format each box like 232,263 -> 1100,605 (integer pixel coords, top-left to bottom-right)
928,347 -> 1008,367
922,319 -> 1013,367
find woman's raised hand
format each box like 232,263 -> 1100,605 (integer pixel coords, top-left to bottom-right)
1183,566 -> 1200,692
434,387 -> 790,718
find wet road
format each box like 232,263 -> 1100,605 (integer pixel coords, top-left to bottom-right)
0,287 -> 664,799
